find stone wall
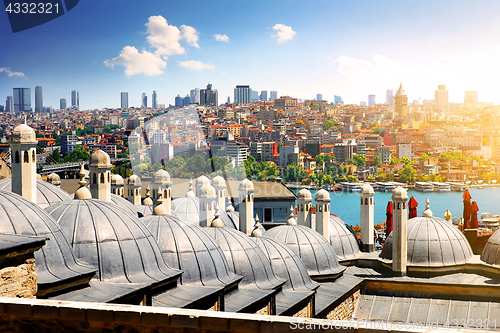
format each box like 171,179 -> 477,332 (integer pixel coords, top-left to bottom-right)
0,254 -> 37,299
326,289 -> 360,320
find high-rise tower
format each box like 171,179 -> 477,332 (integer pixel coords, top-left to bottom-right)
152,91 -> 157,108
121,92 -> 128,109
71,90 -> 79,108
394,82 -> 408,121
35,86 -> 43,113
13,88 -> 31,112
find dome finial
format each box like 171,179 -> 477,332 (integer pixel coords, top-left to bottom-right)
211,213 -> 224,228
251,215 -> 263,237
422,197 -> 432,217
143,184 -> 153,206
153,190 -> 167,216
287,206 -> 297,225
74,175 -> 92,199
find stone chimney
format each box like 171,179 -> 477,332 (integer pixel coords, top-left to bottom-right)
89,150 -> 112,202
199,184 -> 217,227
296,189 -> 312,228
212,176 -> 227,211
238,179 -> 254,235
360,183 -> 375,252
10,121 -> 38,203
315,189 -> 330,239
392,186 -> 408,276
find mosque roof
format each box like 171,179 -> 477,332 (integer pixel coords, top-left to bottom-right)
0,178 -> 72,209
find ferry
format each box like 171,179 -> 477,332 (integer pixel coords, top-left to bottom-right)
446,182 -> 467,192
479,213 -> 500,231
414,182 -> 434,192
429,182 -> 451,192
374,182 -> 396,192
338,182 -> 363,192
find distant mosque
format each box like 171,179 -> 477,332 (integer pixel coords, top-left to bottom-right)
1,122 -> 500,328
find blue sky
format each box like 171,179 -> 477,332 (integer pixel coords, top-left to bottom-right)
2,0 -> 500,109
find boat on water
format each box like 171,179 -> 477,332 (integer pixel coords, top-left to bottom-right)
338,182 -> 363,192
478,213 -> 500,231
446,182 -> 467,192
414,182 -> 434,192
429,182 -> 451,192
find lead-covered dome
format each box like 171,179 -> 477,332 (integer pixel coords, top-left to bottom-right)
481,229 -> 500,265
205,225 -> 285,290
46,199 -> 181,284
12,123 -> 36,143
89,149 -> 111,166
110,193 -> 140,217
252,235 -> 319,292
297,189 -> 312,201
311,214 -> 360,260
0,190 -> 95,294
239,179 -> 254,191
380,216 -> 473,266
153,169 -> 171,184
0,178 -> 72,209
212,175 -> 226,188
111,174 -> 124,186
264,224 -> 345,280
141,213 -> 240,287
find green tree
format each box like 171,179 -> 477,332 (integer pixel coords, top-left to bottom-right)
186,155 -> 208,176
49,149 -> 62,164
389,157 -> 400,165
352,154 -> 366,167
397,165 -> 416,183
322,119 -> 339,131
419,153 -> 431,161
315,154 -> 332,166
400,156 -> 411,165
373,155 -> 382,166
347,175 -> 358,182
63,146 -> 90,163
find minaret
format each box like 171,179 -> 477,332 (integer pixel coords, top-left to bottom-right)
297,189 -> 312,228
315,189 -> 331,239
89,150 -> 112,202
212,175 -> 227,211
126,175 -> 142,206
199,184 -> 217,227
395,82 -> 408,122
10,121 -> 38,203
360,183 -> 375,252
238,179 -> 254,235
392,186 -> 408,276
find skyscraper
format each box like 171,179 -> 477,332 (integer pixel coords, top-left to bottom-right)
269,91 -> 278,101
234,85 -> 251,104
71,90 -> 79,108
60,98 -> 67,109
175,95 -> 182,108
13,88 -> 31,112
121,92 -> 128,109
6,96 -> 13,113
152,91 -> 157,108
368,95 -> 376,107
190,89 -> 196,104
142,93 -> 147,108
334,95 -> 343,104
386,90 -> 394,105
464,91 -> 478,106
183,95 -> 190,106
316,94 -> 323,101
260,91 -> 268,101
200,83 -> 218,106
434,85 -> 448,112
251,90 -> 259,102
35,86 -> 43,113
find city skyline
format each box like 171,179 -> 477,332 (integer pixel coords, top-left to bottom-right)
2,1 -> 500,109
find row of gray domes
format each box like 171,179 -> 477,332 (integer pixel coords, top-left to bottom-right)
0,178 -> 71,209
310,214 -> 360,260
0,190 -> 95,289
381,215 -> 473,266
45,198 -> 181,284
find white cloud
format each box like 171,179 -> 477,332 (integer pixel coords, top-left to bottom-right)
180,25 -> 199,48
0,67 -> 25,77
178,60 -> 214,71
271,24 -> 296,43
146,16 -> 185,56
104,46 -> 167,77
214,34 -> 229,42
329,54 -> 401,81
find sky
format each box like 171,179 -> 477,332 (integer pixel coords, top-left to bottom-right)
2,0 -> 500,110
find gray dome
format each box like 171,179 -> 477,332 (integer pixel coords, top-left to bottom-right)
311,214 -> 360,260
46,199 -> 181,283
110,193 -> 140,217
205,226 -> 285,290
481,229 -> 500,265
172,196 -> 199,224
0,190 -> 95,290
252,236 -> 319,292
0,178 -> 72,209
380,216 -> 473,266
137,204 -> 154,217
264,224 -> 345,280
141,214 -> 240,287
153,169 -> 171,184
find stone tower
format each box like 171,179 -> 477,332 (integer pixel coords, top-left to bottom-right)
360,183 -> 375,252
10,121 -> 38,203
238,179 -> 254,235
395,82 -> 408,121
89,150 -> 112,202
392,186 -> 408,276
297,189 -> 313,228
315,189 -> 331,239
